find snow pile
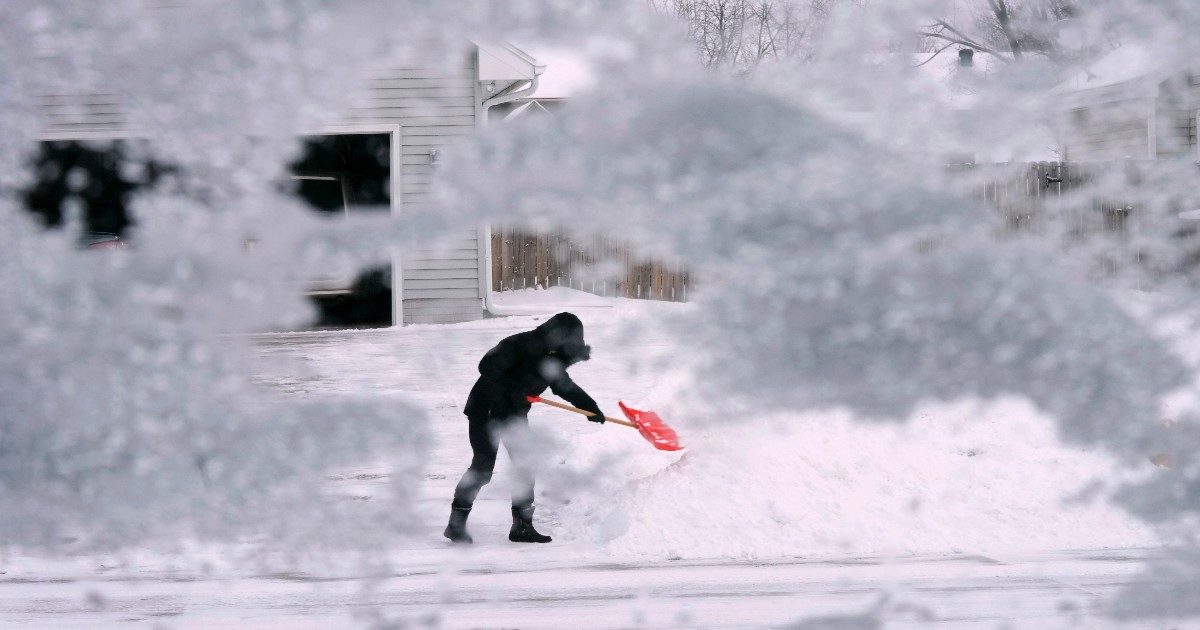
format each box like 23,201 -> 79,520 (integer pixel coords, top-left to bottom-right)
559,398 -> 1159,559
490,285 -> 621,315
477,290 -> 1163,559
493,285 -> 613,305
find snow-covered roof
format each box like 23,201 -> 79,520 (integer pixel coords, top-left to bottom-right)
517,47 -> 596,100
1051,44 -> 1165,97
908,51 -> 990,110
502,100 -> 554,120
477,41 -> 545,82
815,51 -> 1057,163
518,48 -> 977,105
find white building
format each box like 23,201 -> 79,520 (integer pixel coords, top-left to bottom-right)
1053,45 -> 1199,161
34,41 -> 547,326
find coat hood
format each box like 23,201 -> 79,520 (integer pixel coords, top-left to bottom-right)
536,312 -> 591,364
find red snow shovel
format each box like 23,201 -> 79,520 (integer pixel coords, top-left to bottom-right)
526,395 -> 684,451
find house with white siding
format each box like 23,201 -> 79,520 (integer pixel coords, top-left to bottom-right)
1053,45 -> 1199,161
32,42 -> 545,326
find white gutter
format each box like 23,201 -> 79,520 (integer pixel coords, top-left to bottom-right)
475,58 -> 615,316
482,72 -> 542,110
479,67 -> 540,317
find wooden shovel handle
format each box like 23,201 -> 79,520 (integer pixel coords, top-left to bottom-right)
527,396 -> 638,428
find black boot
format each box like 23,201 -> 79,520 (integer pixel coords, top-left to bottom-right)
508,506 -> 552,543
443,501 -> 473,544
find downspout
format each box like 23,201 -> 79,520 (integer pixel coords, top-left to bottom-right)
480,70 -> 542,316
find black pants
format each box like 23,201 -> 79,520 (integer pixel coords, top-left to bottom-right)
452,413 -> 535,510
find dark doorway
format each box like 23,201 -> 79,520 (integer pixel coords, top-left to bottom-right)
288,132 -> 393,328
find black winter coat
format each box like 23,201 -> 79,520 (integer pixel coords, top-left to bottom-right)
463,312 -> 604,422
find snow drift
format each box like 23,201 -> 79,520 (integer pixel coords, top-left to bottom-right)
557,398 -> 1159,559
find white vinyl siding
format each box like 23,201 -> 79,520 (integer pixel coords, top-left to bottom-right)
1153,74 -> 1200,159
399,225 -> 482,322
343,59 -> 488,324
1062,71 -> 1200,162
36,92 -> 130,138
402,298 -> 483,324
1062,97 -> 1152,161
340,57 -> 487,325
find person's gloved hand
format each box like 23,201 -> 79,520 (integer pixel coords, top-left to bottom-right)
581,402 -> 606,424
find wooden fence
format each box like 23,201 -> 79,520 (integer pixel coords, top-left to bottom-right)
490,230 -> 691,301
957,160 -> 1160,234
490,160 -> 1192,302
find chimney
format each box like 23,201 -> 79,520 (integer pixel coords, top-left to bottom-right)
958,48 -> 975,68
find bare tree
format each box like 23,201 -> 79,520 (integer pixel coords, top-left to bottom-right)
652,0 -> 836,74
919,0 -> 1079,64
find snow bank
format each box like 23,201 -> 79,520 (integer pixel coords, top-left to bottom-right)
392,289 -> 1162,560
489,285 -> 622,316
557,398 -> 1159,559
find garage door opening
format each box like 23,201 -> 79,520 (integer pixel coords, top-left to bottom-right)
288,131 -> 396,328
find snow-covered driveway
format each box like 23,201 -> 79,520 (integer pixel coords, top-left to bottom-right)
0,290 -> 1176,627
0,548 -> 1168,628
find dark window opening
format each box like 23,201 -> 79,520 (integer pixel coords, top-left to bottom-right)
288,133 -> 390,214
21,140 -> 165,243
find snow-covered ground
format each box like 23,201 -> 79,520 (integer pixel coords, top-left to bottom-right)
0,287 -> 1175,627
0,547 -> 1170,628
258,287 -> 1159,560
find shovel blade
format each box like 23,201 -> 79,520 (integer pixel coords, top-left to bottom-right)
619,401 -> 684,451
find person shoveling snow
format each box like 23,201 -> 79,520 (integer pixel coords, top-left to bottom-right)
445,312 -> 607,544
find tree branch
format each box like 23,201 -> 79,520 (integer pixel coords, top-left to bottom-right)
914,41 -> 956,67
930,19 -> 1004,57
987,0 -> 1024,60
918,30 -> 1009,60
